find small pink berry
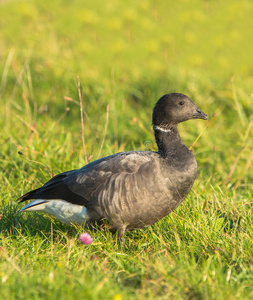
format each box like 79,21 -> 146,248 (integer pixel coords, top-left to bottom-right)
79,233 -> 93,245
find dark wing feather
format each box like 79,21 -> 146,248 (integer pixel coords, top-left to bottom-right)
18,170 -> 85,204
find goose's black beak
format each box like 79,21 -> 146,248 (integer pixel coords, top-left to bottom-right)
192,107 -> 208,120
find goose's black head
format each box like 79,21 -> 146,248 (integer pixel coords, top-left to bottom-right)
152,93 -> 208,129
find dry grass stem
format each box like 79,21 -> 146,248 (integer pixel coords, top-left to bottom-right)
97,105 -> 110,159
76,77 -> 88,164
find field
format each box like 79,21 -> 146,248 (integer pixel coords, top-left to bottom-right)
0,0 -> 253,299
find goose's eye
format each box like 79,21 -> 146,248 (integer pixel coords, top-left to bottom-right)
179,101 -> 185,106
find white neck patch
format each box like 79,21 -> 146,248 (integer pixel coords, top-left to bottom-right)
154,126 -> 171,133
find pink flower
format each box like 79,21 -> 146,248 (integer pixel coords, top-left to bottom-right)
79,233 -> 93,245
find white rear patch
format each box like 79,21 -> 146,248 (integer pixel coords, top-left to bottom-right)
18,199 -> 88,225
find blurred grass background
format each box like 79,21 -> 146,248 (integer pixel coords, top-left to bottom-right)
0,0 -> 253,299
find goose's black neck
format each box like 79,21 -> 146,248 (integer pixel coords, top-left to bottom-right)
154,125 -> 184,158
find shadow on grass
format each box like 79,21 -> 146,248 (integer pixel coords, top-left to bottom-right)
0,202 -> 76,238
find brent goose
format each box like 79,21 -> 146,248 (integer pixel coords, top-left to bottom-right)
17,93 -> 208,238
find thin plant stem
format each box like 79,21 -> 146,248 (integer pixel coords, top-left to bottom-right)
76,77 -> 88,164
97,105 -> 110,159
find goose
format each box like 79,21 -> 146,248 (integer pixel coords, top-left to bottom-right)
17,93 -> 208,238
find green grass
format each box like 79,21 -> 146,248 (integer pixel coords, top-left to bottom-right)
1,0 -> 253,299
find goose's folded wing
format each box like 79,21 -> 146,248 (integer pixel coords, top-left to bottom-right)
18,151 -> 160,208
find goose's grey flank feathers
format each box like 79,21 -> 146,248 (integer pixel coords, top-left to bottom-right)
17,93 -> 208,238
